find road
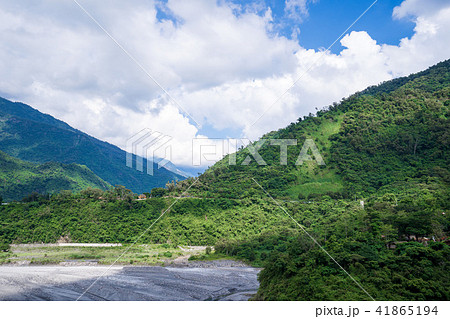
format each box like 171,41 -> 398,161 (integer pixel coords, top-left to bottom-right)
0,265 -> 260,301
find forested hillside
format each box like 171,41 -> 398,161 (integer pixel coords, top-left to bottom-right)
0,151 -> 109,201
156,60 -> 450,300
209,59 -> 450,300
0,97 -> 185,193
175,60 -> 449,200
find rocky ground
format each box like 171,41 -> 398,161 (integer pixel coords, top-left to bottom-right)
0,262 -> 260,301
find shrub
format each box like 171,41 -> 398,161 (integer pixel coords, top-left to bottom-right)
0,242 -> 10,252
307,193 -> 321,200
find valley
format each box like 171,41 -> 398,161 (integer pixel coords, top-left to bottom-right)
0,60 -> 449,301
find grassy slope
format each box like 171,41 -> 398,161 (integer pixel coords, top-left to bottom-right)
0,151 -> 110,201
285,114 -> 344,198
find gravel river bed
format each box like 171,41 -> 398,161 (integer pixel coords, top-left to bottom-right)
0,263 -> 260,301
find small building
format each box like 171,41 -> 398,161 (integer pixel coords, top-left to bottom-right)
138,194 -> 147,200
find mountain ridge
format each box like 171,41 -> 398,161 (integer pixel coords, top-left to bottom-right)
170,59 -> 450,200
0,97 -> 187,193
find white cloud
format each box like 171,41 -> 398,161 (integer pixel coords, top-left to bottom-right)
383,5 -> 450,76
0,0 -> 449,166
392,0 -> 450,20
284,0 -> 318,21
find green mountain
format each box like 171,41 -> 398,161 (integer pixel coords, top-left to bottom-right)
165,60 -> 449,300
180,59 -> 450,200
0,150 -> 109,202
0,98 -> 185,193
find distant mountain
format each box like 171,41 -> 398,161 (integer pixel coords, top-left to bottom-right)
0,98 -> 185,193
0,150 -> 109,202
154,158 -> 195,178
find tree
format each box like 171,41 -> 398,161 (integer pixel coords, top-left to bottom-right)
151,188 -> 166,198
80,187 -> 104,199
166,181 -> 176,192
21,192 -> 40,202
112,185 -> 133,200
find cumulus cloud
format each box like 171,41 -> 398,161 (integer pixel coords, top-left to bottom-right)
385,3 -> 450,76
392,0 -> 450,20
0,0 -> 449,166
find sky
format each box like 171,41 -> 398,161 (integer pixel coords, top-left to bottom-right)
0,0 -> 449,170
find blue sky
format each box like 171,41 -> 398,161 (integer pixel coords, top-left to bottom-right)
155,0 -> 416,55
289,0 -> 415,52
227,0 -> 415,53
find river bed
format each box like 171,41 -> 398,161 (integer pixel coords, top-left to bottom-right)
0,264 -> 260,301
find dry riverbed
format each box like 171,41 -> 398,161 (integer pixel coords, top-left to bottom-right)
0,264 -> 260,301
0,244 -> 260,301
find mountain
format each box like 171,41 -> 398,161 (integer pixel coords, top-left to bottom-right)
192,59 -> 449,301
0,98 -> 186,193
177,59 -> 450,200
0,150 -> 109,202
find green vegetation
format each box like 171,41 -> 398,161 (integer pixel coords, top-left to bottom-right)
176,59 -> 450,300
172,60 -> 449,201
215,187 -> 449,300
0,150 -> 110,201
0,181 -> 447,300
188,251 -> 232,261
0,97 -> 185,194
236,236 -> 449,301
0,242 -> 10,252
0,187 -> 288,245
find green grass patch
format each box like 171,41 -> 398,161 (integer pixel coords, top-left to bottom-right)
287,166 -> 344,199
2,244 -> 192,265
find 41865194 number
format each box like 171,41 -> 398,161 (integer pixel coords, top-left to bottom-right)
376,306 -> 438,316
